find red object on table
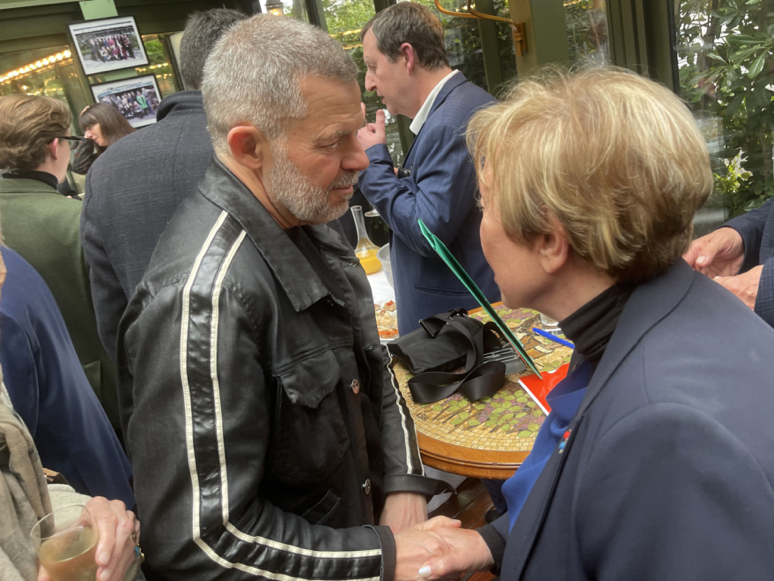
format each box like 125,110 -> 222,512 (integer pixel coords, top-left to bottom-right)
519,362 -> 570,414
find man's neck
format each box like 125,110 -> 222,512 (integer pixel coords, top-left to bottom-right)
407,66 -> 454,119
217,154 -> 299,230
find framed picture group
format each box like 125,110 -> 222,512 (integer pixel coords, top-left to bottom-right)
69,15 -> 159,127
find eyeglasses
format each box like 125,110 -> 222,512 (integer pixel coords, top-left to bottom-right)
56,136 -> 83,151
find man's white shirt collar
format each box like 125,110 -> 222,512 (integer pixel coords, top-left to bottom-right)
409,70 -> 459,135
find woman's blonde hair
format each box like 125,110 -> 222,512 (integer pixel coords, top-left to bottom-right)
0,94 -> 72,171
468,67 -> 712,283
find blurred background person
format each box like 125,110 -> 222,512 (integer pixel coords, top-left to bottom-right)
405,67 -> 774,581
357,3 -> 499,335
684,199 -> 774,327
0,240 -> 133,505
0,94 -> 120,435
73,103 -> 135,175
81,8 -> 247,361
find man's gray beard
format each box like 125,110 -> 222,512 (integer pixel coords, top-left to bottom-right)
268,146 -> 358,225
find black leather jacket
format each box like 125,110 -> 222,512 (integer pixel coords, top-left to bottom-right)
117,159 -> 441,581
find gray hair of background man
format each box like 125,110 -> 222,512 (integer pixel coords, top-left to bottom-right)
179,8 -> 249,91
360,3 -> 449,71
202,15 -> 359,156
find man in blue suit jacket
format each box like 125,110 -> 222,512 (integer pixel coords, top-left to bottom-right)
685,197 -> 774,326
357,3 -> 499,333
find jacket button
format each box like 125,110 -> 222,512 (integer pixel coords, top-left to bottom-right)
351,379 -> 360,394
362,479 -> 371,495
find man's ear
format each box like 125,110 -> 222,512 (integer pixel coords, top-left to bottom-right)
399,42 -> 415,74
47,138 -> 61,162
226,125 -> 269,172
538,212 -> 571,275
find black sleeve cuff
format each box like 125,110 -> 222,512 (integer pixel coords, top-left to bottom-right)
383,473 -> 454,499
477,523 -> 507,575
366,524 -> 396,581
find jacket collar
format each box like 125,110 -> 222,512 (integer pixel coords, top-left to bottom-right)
577,259 -> 696,416
403,71 -> 468,163
0,176 -> 59,195
197,157 -> 350,312
155,90 -> 205,122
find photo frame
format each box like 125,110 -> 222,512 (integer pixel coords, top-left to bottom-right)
90,74 -> 161,128
68,16 -> 149,76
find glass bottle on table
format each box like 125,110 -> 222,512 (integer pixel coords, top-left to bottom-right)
351,205 -> 382,275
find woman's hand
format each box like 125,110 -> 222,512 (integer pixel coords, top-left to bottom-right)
38,497 -> 142,581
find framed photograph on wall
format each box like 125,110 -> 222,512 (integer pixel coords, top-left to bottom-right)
90,74 -> 161,128
68,16 -> 149,76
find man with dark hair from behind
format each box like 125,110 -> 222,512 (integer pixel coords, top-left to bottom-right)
80,8 -> 248,361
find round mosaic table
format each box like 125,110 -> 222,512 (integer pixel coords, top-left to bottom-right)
392,305 -> 573,479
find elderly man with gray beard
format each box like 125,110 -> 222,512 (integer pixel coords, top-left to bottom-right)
116,15 -> 447,581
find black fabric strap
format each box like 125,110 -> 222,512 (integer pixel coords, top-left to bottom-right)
408,360 -> 506,403
407,313 -> 506,404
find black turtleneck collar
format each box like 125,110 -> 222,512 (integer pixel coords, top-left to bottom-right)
2,170 -> 58,191
559,282 -> 636,370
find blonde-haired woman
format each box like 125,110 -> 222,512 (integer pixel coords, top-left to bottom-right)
399,68 -> 774,580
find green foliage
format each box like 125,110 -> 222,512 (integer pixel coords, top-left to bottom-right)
564,0 -> 609,64
143,38 -> 166,66
677,0 -> 774,216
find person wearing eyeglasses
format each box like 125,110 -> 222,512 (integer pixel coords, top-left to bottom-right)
0,94 -> 120,436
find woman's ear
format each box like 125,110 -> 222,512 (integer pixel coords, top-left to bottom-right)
226,125 -> 269,172
538,212 -> 571,275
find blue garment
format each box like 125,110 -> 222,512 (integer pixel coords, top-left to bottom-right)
503,361 -> 590,531
358,72 -> 500,333
724,196 -> 774,327
484,261 -> 774,581
0,247 -> 134,506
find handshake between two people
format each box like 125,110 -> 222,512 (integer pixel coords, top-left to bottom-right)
392,516 -> 495,581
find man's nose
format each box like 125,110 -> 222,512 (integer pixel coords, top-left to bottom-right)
344,138 -> 370,173
364,71 -> 376,93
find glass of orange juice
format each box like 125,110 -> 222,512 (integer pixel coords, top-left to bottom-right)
31,503 -> 99,581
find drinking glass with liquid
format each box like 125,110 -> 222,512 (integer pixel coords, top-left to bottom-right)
31,503 -> 99,581
539,312 -> 562,335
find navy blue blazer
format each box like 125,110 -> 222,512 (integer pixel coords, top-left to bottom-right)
0,247 -> 134,506
481,260 -> 774,580
81,91 -> 214,361
724,196 -> 774,326
358,72 -> 500,333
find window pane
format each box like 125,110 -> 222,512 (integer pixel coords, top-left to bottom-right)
565,0 -> 610,65
0,47 -> 89,128
674,0 -> 774,232
256,0 -> 309,21
494,0 -> 518,85
405,0 -> 489,92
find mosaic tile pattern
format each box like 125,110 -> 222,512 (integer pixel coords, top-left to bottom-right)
393,307 -> 573,451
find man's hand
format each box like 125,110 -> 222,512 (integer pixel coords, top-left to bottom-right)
393,517 -> 494,581
683,228 -> 745,278
357,104 -> 387,151
714,265 -> 764,310
381,492 -> 428,534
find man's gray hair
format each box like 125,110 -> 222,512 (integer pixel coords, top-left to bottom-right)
179,9 -> 249,91
202,15 -> 359,155
360,3 -> 449,71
